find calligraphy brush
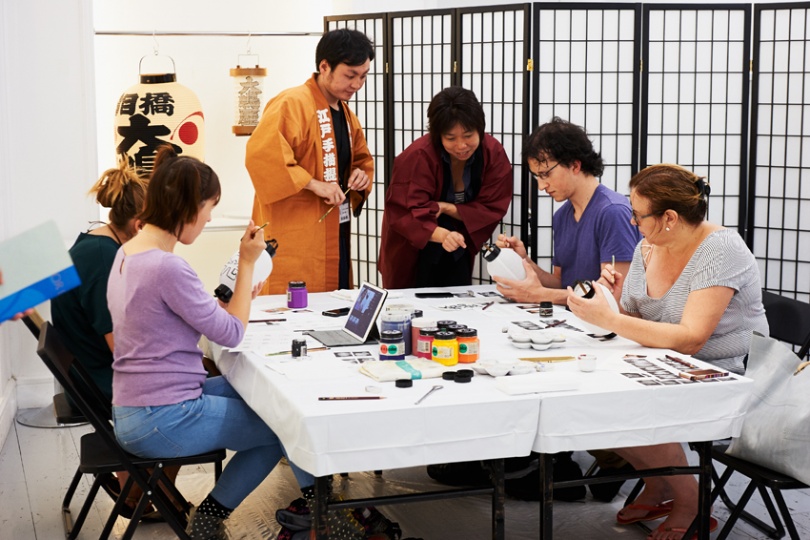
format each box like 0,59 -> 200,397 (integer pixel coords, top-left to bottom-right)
318,187 -> 352,222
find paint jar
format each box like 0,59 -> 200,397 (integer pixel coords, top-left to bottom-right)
291,339 -> 307,357
436,320 -> 457,331
411,318 -> 436,357
456,328 -> 479,363
431,331 -> 458,366
380,311 -> 412,355
379,330 -> 405,360
417,327 -> 439,359
446,324 -> 468,334
287,281 -> 308,308
539,301 -> 554,318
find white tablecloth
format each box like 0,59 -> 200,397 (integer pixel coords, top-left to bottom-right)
210,285 -> 752,475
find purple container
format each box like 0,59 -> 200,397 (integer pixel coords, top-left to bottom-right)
287,281 -> 308,308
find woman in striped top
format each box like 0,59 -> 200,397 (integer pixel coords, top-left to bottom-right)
567,163 -> 768,540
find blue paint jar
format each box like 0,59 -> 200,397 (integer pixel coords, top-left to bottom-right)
379,330 -> 405,360
380,311 -> 412,355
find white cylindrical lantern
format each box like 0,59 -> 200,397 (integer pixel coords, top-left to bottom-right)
114,56 -> 205,172
230,55 -> 266,136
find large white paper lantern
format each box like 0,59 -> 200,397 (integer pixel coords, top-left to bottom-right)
114,56 -> 205,172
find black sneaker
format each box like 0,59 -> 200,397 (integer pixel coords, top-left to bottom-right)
426,461 -> 489,486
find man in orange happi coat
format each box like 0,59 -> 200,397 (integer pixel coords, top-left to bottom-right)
246,29 -> 375,294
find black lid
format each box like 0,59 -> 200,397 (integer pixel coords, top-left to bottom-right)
380,330 -> 403,341
481,242 -> 501,262
419,327 -> 440,336
455,369 -> 475,378
265,239 -> 278,257
540,301 -> 553,308
140,73 -> 177,84
454,373 -> 472,383
411,309 -> 423,318
436,320 -> 457,328
435,331 -> 456,339
395,378 -> 413,388
442,371 -> 457,381
288,280 -> 306,288
213,283 -> 233,303
456,328 -> 478,337
446,324 -> 468,332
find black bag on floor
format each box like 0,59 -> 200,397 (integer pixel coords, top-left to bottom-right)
504,451 -> 586,502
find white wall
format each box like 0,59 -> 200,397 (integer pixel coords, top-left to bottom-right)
0,0 -> 97,449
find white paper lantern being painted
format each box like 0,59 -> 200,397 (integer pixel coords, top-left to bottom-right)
114,58 -> 205,172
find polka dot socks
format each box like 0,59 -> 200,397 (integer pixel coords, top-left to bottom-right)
185,495 -> 231,540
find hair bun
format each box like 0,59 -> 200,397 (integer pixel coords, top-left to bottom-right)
695,177 -> 711,199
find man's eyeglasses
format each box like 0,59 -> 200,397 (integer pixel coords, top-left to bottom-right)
532,162 -> 560,181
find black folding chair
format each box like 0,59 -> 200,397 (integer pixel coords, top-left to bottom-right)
18,310 -> 86,425
36,321 -> 225,540
709,290 -> 810,540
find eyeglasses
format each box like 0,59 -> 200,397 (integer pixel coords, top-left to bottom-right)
631,210 -> 659,224
532,162 -> 560,181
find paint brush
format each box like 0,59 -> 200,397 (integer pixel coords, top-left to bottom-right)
318,187 -> 352,222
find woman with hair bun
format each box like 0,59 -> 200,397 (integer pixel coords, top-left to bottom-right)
568,163 -> 768,539
52,155 -> 148,401
51,157 -> 152,518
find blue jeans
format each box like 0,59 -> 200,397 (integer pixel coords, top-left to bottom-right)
112,376 -> 314,509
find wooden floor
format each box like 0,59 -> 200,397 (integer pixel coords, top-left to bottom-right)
3,412 -> 809,539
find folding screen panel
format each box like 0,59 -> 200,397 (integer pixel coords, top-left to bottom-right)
325,15 -> 387,286
457,5 -> 530,282
749,3 -> 810,301
641,5 -> 751,232
530,3 -> 641,265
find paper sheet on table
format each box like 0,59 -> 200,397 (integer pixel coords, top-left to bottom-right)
330,289 -> 403,302
359,358 -> 448,382
495,372 -> 580,395
264,358 -> 354,380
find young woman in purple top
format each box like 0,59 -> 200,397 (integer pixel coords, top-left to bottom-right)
106,146 -> 315,539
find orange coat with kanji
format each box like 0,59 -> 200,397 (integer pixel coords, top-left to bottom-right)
246,75 -> 374,294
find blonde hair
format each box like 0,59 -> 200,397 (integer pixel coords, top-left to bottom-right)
89,155 -> 148,229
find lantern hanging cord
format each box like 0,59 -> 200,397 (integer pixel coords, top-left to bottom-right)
246,32 -> 252,54
152,30 -> 159,55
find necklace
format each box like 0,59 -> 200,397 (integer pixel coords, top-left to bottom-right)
642,242 -> 654,270
138,228 -> 174,252
107,224 -> 123,245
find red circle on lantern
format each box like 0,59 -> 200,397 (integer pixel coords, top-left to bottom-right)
178,122 -> 198,145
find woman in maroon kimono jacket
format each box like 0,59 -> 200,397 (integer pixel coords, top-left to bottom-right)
379,87 -> 514,289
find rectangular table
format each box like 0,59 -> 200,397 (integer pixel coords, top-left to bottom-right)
210,285 -> 753,539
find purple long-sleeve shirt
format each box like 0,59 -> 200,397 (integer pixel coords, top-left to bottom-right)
107,248 -> 245,406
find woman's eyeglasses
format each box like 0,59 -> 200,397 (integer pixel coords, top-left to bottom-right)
631,210 -> 658,224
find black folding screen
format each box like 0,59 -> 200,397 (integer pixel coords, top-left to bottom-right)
749,3 -> 810,302
327,6 -> 530,285
640,5 -> 751,231
530,3 -> 641,266
328,2 -> 809,302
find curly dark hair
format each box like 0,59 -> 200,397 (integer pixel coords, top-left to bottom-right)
523,117 -> 604,177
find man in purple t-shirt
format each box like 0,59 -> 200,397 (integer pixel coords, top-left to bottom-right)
491,117 -> 641,503
494,117 -> 640,304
